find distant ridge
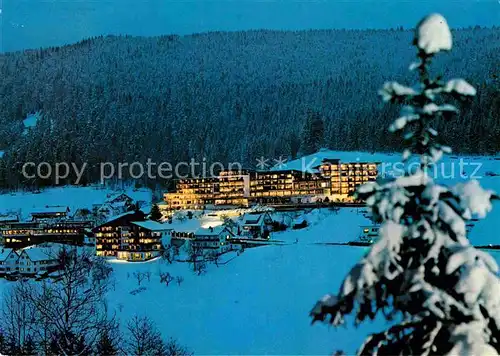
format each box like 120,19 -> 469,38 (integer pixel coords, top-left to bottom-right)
0,27 -> 499,187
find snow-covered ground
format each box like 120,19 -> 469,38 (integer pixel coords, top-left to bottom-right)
0,153 -> 498,354
0,201 -> 498,353
103,218 -> 500,354
106,241 -> 376,354
278,150 -> 500,246
0,185 -> 152,220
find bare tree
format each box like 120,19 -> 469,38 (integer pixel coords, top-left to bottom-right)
194,260 -> 207,276
21,248 -> 116,356
163,247 -> 173,264
188,244 -> 204,273
207,251 -> 220,267
133,272 -> 146,286
160,272 -> 174,286
0,282 -> 37,355
144,271 -> 152,282
125,315 -> 164,355
164,338 -> 193,356
175,276 -> 184,286
126,315 -> 191,356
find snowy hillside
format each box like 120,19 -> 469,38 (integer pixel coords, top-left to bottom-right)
106,244 -> 374,355
0,186 -> 152,220
278,150 -> 500,246
98,214 -> 500,354
0,202 -> 498,353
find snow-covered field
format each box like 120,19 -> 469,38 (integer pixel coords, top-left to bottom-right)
0,153 -> 498,354
0,185 -> 152,220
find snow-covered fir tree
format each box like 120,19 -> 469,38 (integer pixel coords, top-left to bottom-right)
311,14 -> 500,355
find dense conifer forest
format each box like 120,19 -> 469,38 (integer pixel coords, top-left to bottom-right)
0,27 -> 498,187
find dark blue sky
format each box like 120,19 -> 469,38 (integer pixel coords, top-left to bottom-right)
1,0 -> 499,52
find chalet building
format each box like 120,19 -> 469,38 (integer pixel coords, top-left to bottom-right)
0,214 -> 20,226
191,226 -> 234,254
93,211 -> 169,261
1,221 -> 87,248
16,245 -> 60,275
30,206 -> 70,221
0,245 -> 61,276
163,160 -> 379,210
0,248 -> 20,275
92,192 -> 134,217
240,212 -> 274,239
170,226 -> 235,254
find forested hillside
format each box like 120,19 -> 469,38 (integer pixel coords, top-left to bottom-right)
0,27 -> 499,187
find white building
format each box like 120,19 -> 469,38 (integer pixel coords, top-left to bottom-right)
0,248 -> 20,274
17,245 -> 60,275
0,244 -> 61,276
240,212 -> 274,239
191,226 -> 234,254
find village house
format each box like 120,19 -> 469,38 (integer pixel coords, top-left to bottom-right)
30,206 -> 70,222
170,225 -> 236,255
16,245 -> 60,275
240,212 -> 274,239
0,248 -> 20,275
0,244 -> 61,276
190,226 -> 234,254
92,192 -> 134,218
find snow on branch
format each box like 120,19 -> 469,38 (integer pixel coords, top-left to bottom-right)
311,13 -> 500,355
414,13 -> 452,55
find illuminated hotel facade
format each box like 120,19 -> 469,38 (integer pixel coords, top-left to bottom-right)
163,159 -> 379,210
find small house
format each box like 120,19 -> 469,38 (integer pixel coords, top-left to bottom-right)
30,206 -> 70,221
191,226 -> 234,254
240,212 -> 273,239
0,214 -> 20,226
0,248 -> 20,275
17,245 -> 60,275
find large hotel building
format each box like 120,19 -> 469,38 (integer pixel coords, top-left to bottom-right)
163,159 -> 378,210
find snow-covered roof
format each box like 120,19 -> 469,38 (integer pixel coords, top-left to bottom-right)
0,214 -> 19,222
271,150 -> 384,173
110,201 -> 128,208
194,226 -> 229,236
166,218 -> 201,233
104,210 -> 136,224
241,213 -> 270,226
0,248 -> 17,262
30,206 -> 69,215
20,245 -> 60,262
131,220 -> 171,231
105,192 -> 132,203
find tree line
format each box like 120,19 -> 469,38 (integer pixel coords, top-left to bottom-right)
0,27 -> 498,188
